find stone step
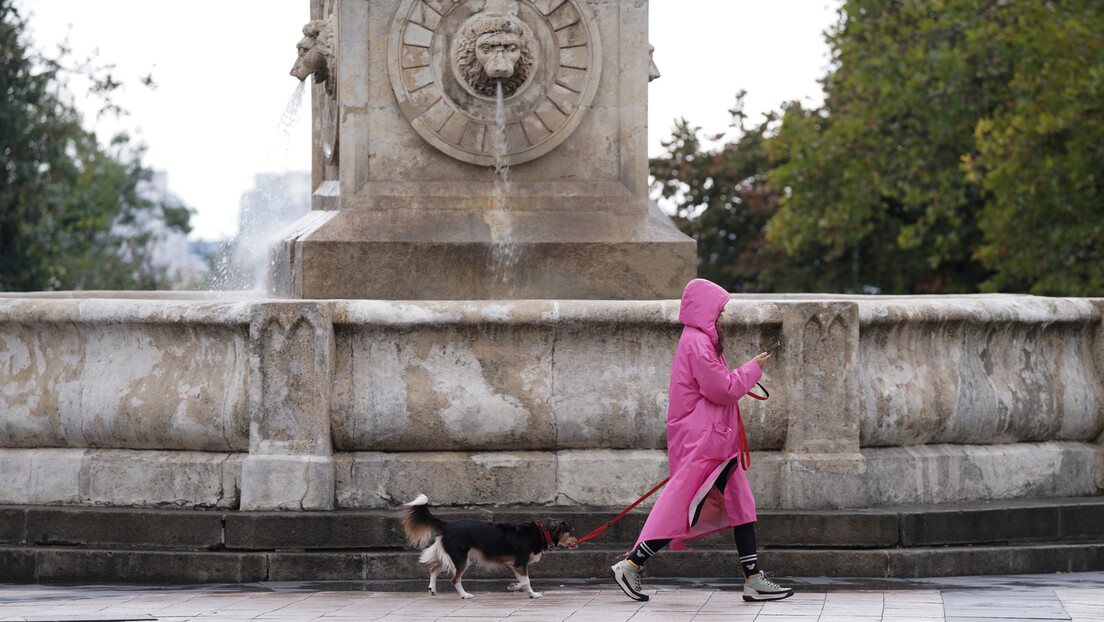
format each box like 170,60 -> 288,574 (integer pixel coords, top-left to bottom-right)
3,497 -> 1103,552
3,541 -> 1104,584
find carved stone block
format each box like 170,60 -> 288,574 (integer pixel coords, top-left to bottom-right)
242,302 -> 336,510
275,0 -> 695,300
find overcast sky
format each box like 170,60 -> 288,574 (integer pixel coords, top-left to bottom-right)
20,1 -> 840,241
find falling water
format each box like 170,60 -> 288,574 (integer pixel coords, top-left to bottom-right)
487,81 -> 521,298
209,80 -> 310,292
279,80 -> 308,137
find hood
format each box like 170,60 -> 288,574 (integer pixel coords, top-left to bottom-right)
678,278 -> 730,342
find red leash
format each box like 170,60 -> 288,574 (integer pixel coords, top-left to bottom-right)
566,383 -> 770,548
566,476 -> 670,548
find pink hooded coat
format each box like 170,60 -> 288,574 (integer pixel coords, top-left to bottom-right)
634,278 -> 763,551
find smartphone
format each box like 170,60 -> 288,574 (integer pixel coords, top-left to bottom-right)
766,340 -> 782,355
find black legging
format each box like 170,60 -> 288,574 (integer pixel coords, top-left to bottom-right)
692,459 -> 737,524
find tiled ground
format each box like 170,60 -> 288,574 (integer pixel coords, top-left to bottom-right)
1,573 -> 1102,622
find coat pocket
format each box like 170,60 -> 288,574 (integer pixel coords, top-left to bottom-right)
701,421 -> 734,461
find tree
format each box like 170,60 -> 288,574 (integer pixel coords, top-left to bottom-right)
963,1 -> 1104,295
767,0 -> 1104,295
0,1 -> 192,291
650,93 -> 793,293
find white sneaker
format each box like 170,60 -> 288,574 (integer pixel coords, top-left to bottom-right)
609,560 -> 649,602
743,573 -> 794,602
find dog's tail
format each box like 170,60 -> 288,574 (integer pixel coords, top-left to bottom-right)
400,494 -> 447,548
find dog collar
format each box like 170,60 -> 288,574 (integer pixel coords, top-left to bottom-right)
535,522 -> 556,551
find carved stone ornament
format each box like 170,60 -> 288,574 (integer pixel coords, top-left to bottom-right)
388,0 -> 602,167
290,6 -> 339,166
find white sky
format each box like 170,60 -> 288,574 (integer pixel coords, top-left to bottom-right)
20,1 -> 839,241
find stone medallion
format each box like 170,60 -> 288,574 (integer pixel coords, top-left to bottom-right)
388,0 -> 602,166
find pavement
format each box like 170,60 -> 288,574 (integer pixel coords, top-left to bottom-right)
1,572 -> 1103,622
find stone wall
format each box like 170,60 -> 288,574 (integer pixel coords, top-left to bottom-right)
1,294 -> 1101,511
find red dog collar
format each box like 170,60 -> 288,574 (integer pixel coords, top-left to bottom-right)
536,522 -> 556,551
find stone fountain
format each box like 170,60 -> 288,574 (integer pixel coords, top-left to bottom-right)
0,0 -> 1102,583
278,0 -> 694,300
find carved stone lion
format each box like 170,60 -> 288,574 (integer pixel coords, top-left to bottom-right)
290,17 -> 336,95
453,15 -> 534,98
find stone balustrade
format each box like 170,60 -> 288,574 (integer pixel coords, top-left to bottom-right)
1,293 -> 1101,511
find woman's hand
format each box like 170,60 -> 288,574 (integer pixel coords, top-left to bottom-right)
753,351 -> 773,366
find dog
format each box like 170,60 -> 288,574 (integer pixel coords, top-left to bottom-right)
400,494 -> 577,599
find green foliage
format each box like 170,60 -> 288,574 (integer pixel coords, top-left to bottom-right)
963,1 -> 1104,295
0,1 -> 192,291
650,93 -> 791,292
764,0 -> 1104,295
647,0 -> 1104,294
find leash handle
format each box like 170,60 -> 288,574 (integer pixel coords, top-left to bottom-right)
737,383 -> 769,468
746,382 -> 769,400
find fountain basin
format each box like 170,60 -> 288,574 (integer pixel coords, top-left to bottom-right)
1,293 -> 1101,510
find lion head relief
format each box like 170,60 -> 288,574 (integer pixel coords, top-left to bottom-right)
453,14 -> 534,98
291,17 -> 336,94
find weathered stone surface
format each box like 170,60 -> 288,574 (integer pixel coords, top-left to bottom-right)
332,302 -> 558,452
247,302 -> 334,456
1,294 -> 1101,511
898,503 -> 1060,547
756,509 -> 899,548
332,299 -> 685,453
3,496 -> 1103,582
0,507 -> 22,543
277,211 -> 696,300
272,0 -> 696,300
550,302 -> 682,451
242,302 -> 335,510
746,452 -> 783,508
0,448 -> 85,505
335,451 -> 557,508
1063,500 -> 1104,539
0,448 -> 242,508
0,298 -> 250,452
858,297 -> 1104,446
86,449 -> 242,508
269,552 -> 366,581
241,454 -> 334,511
555,449 -> 669,507
26,506 -> 224,548
224,510 -> 394,550
33,549 -> 268,583
863,442 -> 1102,506
781,453 -> 870,510
0,548 -> 34,582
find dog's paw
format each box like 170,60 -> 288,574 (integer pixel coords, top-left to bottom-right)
460,593 -> 474,600
507,582 -> 523,591
529,591 -> 543,599
428,588 -> 436,596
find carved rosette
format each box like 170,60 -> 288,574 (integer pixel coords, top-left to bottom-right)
388,0 -> 602,167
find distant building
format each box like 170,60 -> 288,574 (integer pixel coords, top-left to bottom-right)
135,171 -> 210,288
213,171 -> 312,290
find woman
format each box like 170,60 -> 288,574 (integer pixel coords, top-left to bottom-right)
609,278 -> 793,602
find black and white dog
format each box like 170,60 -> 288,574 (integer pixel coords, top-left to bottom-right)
400,494 -> 577,599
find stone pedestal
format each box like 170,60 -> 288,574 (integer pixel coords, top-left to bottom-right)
272,0 -> 695,300
241,303 -> 335,510
274,210 -> 691,299
775,302 -> 868,508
